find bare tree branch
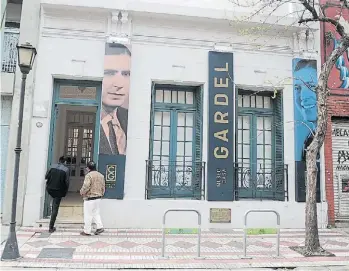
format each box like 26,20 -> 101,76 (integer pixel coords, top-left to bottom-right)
300,0 -> 319,19
298,0 -> 347,37
340,0 -> 349,9
299,16 -> 347,37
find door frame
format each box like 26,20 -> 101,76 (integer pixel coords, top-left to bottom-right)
44,79 -> 102,217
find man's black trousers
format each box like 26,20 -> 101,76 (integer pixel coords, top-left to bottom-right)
49,197 -> 62,229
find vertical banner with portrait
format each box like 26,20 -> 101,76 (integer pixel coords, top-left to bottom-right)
293,58 -> 321,202
207,51 -> 234,201
98,43 -> 131,199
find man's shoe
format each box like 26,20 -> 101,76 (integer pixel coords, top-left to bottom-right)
95,228 -> 104,235
49,227 -> 56,233
80,231 -> 91,236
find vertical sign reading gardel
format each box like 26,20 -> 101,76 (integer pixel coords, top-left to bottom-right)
98,43 -> 132,199
207,51 -> 234,201
293,58 -> 321,202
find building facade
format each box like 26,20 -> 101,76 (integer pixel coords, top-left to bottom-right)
2,0 -> 329,229
321,1 -> 349,226
1,0 -> 22,213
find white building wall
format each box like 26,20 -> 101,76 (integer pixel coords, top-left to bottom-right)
0,97 -> 12,212
2,0 -> 41,225
11,2 -> 326,229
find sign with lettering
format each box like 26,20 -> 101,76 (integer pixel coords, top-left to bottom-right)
98,154 -> 125,199
209,208 -> 231,223
105,164 -> 117,188
207,51 -> 234,201
332,126 -> 349,172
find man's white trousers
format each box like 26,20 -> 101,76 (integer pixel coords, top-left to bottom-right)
83,199 -> 103,234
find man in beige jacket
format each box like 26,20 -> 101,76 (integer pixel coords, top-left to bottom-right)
80,161 -> 105,236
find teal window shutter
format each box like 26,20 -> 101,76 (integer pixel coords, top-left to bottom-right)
273,91 -> 285,201
193,87 -> 203,199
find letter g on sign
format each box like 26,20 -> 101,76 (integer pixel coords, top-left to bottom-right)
214,147 -> 229,159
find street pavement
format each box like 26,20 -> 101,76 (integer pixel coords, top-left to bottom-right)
1,225 -> 9,244
0,227 -> 349,270
1,268 -> 349,271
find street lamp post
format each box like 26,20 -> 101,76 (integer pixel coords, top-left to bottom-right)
1,42 -> 37,261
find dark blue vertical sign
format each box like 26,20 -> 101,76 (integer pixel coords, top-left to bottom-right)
207,51 -> 234,201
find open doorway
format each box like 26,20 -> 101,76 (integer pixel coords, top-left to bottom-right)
49,105 -> 97,221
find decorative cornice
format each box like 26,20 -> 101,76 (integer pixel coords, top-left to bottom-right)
41,1 -> 318,33
41,28 -> 295,56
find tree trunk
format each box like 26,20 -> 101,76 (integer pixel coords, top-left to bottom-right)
305,147 -> 320,253
304,36 -> 349,254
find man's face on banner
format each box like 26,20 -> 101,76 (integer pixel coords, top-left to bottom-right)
294,66 -> 317,123
102,53 -> 131,109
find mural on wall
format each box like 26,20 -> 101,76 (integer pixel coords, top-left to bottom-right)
292,58 -> 321,202
207,51 -> 234,201
98,42 -> 131,199
324,6 -> 349,90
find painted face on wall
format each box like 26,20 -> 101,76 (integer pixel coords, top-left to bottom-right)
102,54 -> 131,109
334,40 -> 349,89
324,7 -> 349,89
294,67 -> 317,123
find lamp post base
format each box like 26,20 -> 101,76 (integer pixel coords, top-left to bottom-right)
1,225 -> 20,261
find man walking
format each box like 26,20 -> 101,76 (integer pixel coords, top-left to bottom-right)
80,161 -> 105,236
45,156 -> 70,233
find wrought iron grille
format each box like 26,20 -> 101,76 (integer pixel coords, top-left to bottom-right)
145,160 -> 206,199
2,30 -> 19,73
234,163 -> 289,201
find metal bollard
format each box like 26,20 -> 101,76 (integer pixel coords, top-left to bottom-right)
242,209 -> 281,258
161,209 -> 202,258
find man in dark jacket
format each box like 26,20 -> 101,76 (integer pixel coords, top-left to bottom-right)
45,156 -> 70,233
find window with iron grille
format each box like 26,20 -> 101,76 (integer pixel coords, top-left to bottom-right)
146,84 -> 204,199
235,90 -> 286,200
2,27 -> 19,73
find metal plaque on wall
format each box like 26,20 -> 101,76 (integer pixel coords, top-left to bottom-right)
209,208 -> 231,223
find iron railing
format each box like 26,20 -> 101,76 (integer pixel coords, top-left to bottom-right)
2,29 -> 19,73
145,160 -> 206,200
234,163 -> 289,201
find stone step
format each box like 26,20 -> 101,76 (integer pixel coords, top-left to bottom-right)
36,218 -> 83,229
57,205 -> 83,220
36,205 -> 84,229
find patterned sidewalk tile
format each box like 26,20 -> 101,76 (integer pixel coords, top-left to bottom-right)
1,227 -> 349,269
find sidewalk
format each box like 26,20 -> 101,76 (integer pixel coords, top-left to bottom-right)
1,227 -> 349,270
1,268 -> 349,271
1,225 -> 9,244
